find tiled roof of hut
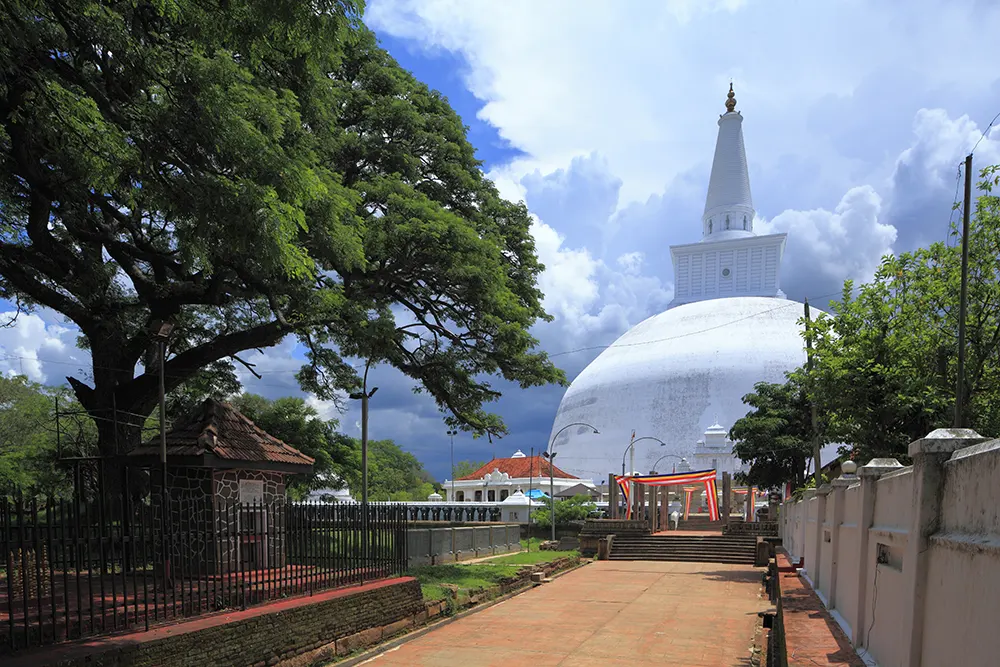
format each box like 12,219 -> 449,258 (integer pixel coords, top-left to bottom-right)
129,398 -> 315,467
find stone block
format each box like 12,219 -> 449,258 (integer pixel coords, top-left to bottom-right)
530,571 -> 544,583
382,617 -> 413,637
556,536 -> 580,551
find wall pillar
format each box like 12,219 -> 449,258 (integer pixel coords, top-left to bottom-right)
827,474 -> 853,609
632,481 -> 641,520
608,473 -> 618,519
900,429 -> 986,667
851,458 -> 902,646
810,485 -> 831,586
649,486 -> 658,532
721,472 -> 731,525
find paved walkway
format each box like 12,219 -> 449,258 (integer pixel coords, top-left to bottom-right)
359,561 -> 768,667
776,551 -> 866,666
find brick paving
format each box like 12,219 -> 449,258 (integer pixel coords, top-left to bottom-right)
775,551 -> 866,666
357,561 -> 768,667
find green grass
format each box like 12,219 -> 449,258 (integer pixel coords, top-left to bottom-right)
411,563 -> 521,601
483,549 -> 578,565
471,537 -> 580,565
411,539 -> 582,601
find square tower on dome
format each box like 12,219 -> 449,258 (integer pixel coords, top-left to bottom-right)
668,85 -> 787,309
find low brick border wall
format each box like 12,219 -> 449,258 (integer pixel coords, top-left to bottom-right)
284,555 -> 584,667
9,578 -> 424,667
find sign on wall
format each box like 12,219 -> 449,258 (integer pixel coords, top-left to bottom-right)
240,479 -> 264,505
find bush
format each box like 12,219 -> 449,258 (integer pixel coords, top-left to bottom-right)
530,494 -> 595,528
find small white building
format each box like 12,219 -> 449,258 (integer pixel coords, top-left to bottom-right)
498,489 -> 541,523
443,449 -> 596,502
692,421 -> 749,479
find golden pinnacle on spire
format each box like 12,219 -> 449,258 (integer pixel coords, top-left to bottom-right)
725,83 -> 736,112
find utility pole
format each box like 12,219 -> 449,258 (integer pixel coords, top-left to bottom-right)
447,429 -> 458,501
804,299 -> 821,482
955,153 -> 973,428
527,446 -> 533,551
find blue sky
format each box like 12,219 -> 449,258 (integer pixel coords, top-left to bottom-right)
4,0 -> 1000,482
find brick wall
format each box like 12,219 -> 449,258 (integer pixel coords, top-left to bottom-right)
34,578 -> 423,667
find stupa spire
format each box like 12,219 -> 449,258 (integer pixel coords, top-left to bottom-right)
702,84 -> 755,242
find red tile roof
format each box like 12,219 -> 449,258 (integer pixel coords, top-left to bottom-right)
457,455 -> 578,481
129,399 -> 315,467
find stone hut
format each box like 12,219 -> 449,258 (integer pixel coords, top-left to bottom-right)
128,398 -> 315,574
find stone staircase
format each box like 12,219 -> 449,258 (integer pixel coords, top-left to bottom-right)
609,534 -> 757,565
675,514 -> 743,531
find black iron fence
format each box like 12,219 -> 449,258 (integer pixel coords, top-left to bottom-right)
0,489 -> 408,653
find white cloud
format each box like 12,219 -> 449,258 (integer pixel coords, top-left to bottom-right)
616,252 -> 645,276
369,0 -> 1000,208
0,311 -> 84,384
758,186 -> 895,299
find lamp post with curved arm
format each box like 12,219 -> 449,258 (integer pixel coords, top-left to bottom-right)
543,422 -> 600,541
546,422 -> 601,456
621,436 -> 667,477
650,454 -> 689,475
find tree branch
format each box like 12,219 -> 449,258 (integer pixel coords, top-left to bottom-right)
230,354 -> 262,380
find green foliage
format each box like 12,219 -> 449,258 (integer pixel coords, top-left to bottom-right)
808,166 -> 1000,462
0,375 -> 97,493
452,459 -> 486,478
729,375 -> 818,490
0,0 -> 564,458
530,494 -> 595,528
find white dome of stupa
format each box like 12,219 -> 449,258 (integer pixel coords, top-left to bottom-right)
548,85 -> 826,480
550,296 -> 821,477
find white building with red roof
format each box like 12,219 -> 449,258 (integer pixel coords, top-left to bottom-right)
443,449 -> 598,503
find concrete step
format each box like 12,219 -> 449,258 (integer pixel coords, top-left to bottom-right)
609,533 -> 757,564
609,555 -> 755,563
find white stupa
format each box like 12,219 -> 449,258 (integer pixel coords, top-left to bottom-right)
549,85 -> 826,480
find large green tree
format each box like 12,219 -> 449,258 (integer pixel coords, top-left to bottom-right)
0,1 -> 564,463
808,166 -> 1000,461
729,376 -> 817,490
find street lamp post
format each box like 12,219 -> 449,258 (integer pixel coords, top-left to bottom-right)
544,422 -> 599,542
621,436 -> 667,476
149,320 -> 174,586
541,451 -> 557,541
620,436 -> 666,521
447,429 -> 458,501
349,360 -> 378,566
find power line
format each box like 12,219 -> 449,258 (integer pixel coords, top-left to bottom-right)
970,108 -> 1000,156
